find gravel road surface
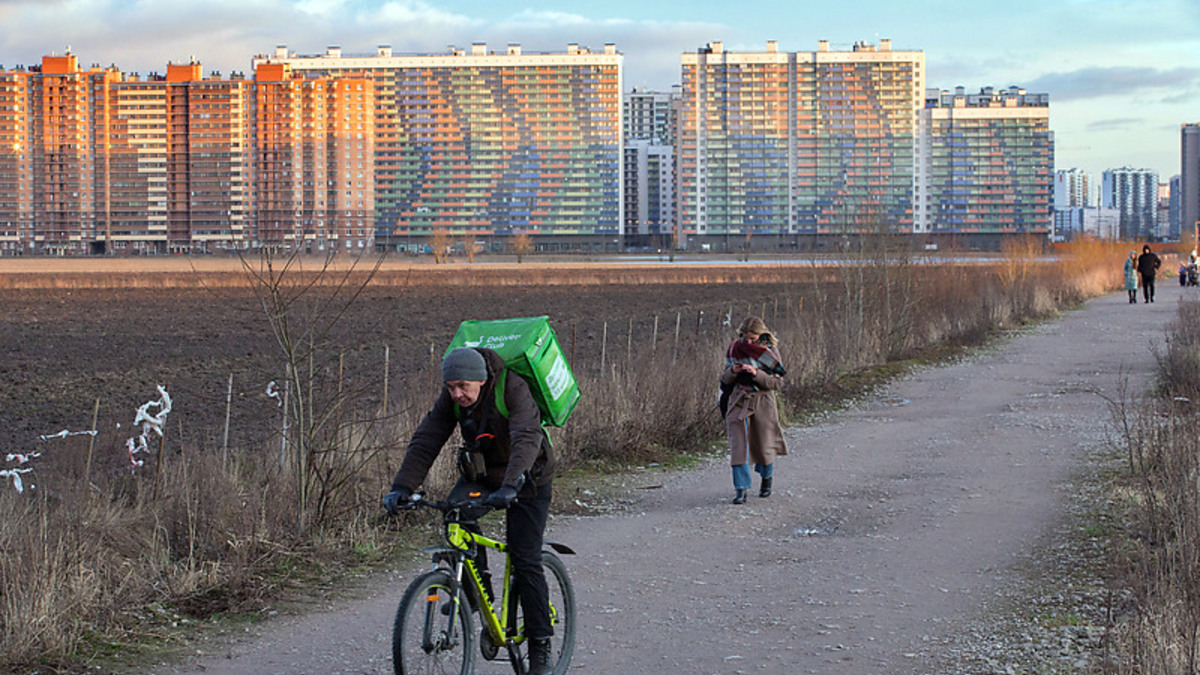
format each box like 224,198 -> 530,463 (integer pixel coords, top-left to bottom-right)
151,286 -> 1178,675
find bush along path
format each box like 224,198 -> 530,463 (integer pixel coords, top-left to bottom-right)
144,285 -> 1175,675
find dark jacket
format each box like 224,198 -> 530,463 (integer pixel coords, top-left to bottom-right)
390,348 -> 555,495
1137,250 -> 1161,277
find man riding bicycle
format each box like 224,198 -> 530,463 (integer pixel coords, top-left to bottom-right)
383,347 -> 558,675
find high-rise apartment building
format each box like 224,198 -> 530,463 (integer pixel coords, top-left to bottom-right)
1183,124 -> 1200,245
254,63 -> 375,252
624,87 -> 678,144
29,55 -> 120,254
623,87 -> 679,247
679,41 -> 1052,248
163,64 -> 254,252
1054,168 -> 1092,208
1157,181 -> 1171,243
0,52 -> 382,254
253,43 -> 623,251
106,74 -> 169,252
1102,167 -> 1159,240
921,86 -> 1053,235
0,68 -> 33,253
680,40 -> 924,246
623,139 -> 675,246
809,41 -> 924,234
1169,174 -> 1182,242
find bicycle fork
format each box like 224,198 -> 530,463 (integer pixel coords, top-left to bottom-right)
421,560 -> 468,654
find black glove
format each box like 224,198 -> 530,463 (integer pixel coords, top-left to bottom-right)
382,487 -> 413,515
484,485 -> 518,510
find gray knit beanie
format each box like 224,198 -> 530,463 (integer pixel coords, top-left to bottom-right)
442,348 -> 487,382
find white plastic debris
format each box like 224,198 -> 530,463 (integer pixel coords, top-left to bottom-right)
0,467 -> 33,493
125,386 -> 171,471
39,429 -> 97,441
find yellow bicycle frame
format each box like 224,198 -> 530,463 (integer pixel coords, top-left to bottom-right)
441,521 -> 519,645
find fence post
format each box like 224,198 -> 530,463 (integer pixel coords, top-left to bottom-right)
222,373 -> 233,467
600,321 -> 608,373
85,396 -> 100,482
382,344 -> 390,418
652,315 -> 659,353
626,317 -> 633,371
673,312 -> 681,365
429,343 -> 436,395
152,387 -> 169,501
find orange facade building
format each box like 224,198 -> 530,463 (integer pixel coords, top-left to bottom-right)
254,63 -> 374,252
0,68 -> 33,253
0,52 -> 374,254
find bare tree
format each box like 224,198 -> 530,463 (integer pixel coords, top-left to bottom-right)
428,229 -> 452,264
239,247 -> 394,533
512,232 -> 533,263
458,236 -> 477,263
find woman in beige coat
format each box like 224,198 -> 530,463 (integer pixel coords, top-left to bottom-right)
720,317 -> 787,504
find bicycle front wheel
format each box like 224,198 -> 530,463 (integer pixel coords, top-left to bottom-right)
392,570 -> 476,675
542,551 -> 576,675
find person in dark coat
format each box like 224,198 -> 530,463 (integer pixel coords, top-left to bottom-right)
1136,244 -> 1161,303
383,347 -> 558,675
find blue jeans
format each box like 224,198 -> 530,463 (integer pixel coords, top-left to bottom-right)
732,462 -> 773,490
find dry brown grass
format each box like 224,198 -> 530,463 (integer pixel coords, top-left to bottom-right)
0,244 -> 1122,670
1107,298 -> 1200,673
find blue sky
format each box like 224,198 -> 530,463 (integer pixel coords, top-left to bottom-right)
1,0 -> 1197,181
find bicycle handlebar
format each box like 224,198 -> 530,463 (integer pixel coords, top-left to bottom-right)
400,493 -> 498,519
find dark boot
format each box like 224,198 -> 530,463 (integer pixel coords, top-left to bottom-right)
732,489 -> 748,504
528,637 -> 554,675
759,477 -> 772,498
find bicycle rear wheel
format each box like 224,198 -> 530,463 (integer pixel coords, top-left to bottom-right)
392,570 -> 475,675
541,551 -> 576,675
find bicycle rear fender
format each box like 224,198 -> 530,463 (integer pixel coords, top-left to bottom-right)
544,540 -> 575,555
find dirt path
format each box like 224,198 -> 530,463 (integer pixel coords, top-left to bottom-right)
149,286 -> 1177,675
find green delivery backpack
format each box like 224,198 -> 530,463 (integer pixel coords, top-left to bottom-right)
445,316 -> 580,427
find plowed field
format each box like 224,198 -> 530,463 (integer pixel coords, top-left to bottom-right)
0,264 -> 805,472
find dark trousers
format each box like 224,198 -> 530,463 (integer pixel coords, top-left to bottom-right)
1141,273 -> 1156,302
450,479 -> 554,640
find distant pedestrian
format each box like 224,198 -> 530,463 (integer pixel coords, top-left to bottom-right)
1136,244 -> 1161,303
1125,251 -> 1139,303
720,317 -> 787,504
